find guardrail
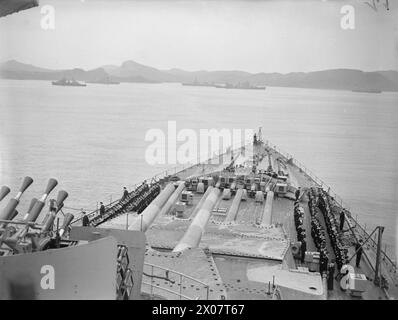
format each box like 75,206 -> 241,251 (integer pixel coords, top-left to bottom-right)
271,285 -> 283,300
265,140 -> 397,274
348,217 -> 397,275
142,262 -> 210,300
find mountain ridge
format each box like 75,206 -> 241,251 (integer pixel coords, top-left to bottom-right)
1,60 -> 398,91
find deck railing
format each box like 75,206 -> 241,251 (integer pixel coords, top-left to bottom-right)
141,262 -> 210,300
70,141 -> 249,226
271,285 -> 283,300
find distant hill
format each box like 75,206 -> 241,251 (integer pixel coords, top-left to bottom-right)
164,68 -> 252,84
377,71 -> 398,87
0,61 -> 109,82
1,59 -> 398,91
0,60 -> 53,73
106,60 -> 175,83
244,69 -> 398,92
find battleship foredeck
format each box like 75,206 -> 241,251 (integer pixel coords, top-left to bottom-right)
97,132 -> 396,300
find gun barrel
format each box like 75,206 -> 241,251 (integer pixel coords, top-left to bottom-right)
0,177 -> 33,221
9,209 -> 18,220
42,213 -> 55,232
129,183 -> 176,232
25,201 -> 45,222
225,188 -> 243,222
56,190 -> 68,212
261,191 -> 274,225
173,187 -> 220,252
0,186 -> 11,202
25,179 -> 58,222
59,213 -> 74,237
40,178 -> 58,202
41,191 -> 68,232
190,186 -> 214,218
28,198 -> 38,213
17,176 -> 34,200
158,182 -> 185,216
22,198 -> 38,220
56,203 -> 64,213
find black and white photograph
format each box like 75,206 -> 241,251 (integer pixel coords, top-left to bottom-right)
0,0 -> 397,304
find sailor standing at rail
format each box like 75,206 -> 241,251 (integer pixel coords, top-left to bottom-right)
327,260 -> 335,290
122,187 -> 129,200
99,202 -> 105,217
355,239 -> 364,268
301,239 -> 307,263
82,211 -> 89,227
295,187 -> 301,201
320,248 -> 328,274
339,210 -> 345,231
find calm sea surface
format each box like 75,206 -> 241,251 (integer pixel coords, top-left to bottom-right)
1,79 -> 397,258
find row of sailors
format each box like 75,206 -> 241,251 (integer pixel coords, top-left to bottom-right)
310,217 -> 330,274
123,184 -> 161,214
308,189 -> 328,250
308,189 -> 329,274
318,190 -> 348,271
293,201 -> 306,263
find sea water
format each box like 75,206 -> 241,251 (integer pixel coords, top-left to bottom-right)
1,79 -> 397,258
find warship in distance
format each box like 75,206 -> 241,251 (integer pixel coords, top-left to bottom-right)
52,78 -> 87,87
0,129 -> 397,300
182,77 -> 214,87
215,82 -> 266,90
87,76 -> 120,85
182,78 -> 266,90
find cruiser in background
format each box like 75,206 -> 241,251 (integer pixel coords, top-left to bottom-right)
52,78 -> 87,87
215,81 -> 266,90
87,76 -> 120,85
182,77 -> 214,87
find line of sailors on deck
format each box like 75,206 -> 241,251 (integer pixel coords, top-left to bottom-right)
293,200 -> 306,263
295,193 -> 329,273
318,190 -> 348,271
308,189 -> 329,274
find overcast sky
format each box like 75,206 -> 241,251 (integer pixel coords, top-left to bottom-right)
0,0 -> 397,73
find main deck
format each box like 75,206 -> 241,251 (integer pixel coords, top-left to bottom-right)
98,139 -> 397,300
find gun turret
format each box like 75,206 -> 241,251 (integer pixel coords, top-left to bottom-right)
0,177 -> 33,221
